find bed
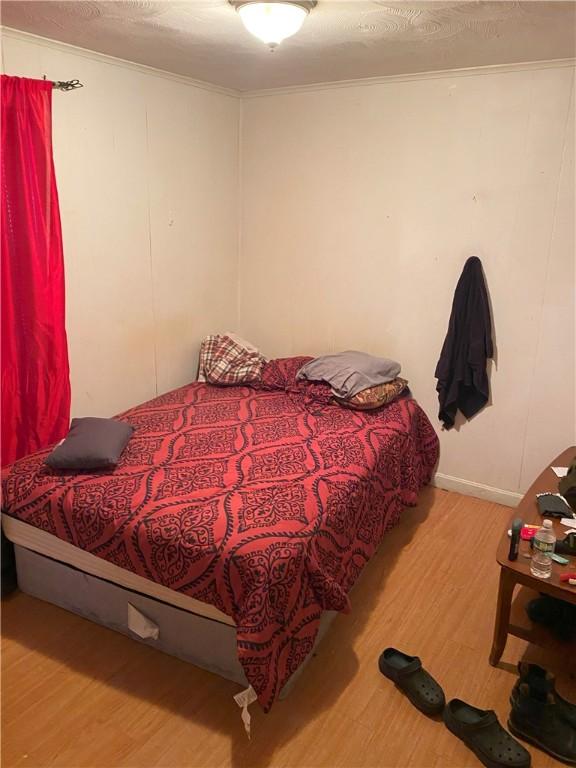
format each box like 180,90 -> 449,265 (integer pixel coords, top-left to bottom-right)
1,356 -> 439,711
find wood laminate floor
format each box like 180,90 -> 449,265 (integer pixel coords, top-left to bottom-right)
2,487 -> 574,768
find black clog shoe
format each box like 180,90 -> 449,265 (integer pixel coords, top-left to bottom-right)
444,699 -> 531,768
378,648 -> 445,716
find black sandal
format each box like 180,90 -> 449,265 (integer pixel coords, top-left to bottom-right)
444,699 -> 531,768
378,648 -> 445,716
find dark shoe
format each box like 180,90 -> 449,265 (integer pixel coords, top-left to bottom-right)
526,596 -> 576,642
378,648 -> 445,716
511,663 -> 576,730
526,595 -> 564,625
556,531 -> 576,557
509,683 -> 576,766
444,699 -> 531,768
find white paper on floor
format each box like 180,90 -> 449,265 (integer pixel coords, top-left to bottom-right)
234,685 -> 258,739
127,603 -> 160,640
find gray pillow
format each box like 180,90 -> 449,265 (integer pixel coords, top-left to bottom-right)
46,417 -> 134,470
297,351 -> 401,399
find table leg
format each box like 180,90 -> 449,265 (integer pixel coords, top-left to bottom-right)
490,569 -> 516,666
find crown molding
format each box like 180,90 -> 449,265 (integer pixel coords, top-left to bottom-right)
241,57 -> 576,99
2,26 -> 574,99
0,27 -> 242,98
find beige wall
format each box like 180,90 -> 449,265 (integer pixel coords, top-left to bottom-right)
2,31 -> 240,418
3,29 -> 574,500
239,66 -> 576,497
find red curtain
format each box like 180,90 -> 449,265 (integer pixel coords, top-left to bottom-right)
1,76 -> 70,466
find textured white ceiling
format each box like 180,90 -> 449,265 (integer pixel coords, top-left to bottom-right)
2,1 -> 575,91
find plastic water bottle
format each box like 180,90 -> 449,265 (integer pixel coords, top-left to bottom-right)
530,519 -> 556,579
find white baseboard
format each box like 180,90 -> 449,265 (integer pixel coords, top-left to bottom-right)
433,472 -> 522,508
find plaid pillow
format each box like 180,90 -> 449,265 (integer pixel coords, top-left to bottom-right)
199,335 -> 266,386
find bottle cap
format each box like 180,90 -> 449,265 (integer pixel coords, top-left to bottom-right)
543,519 -> 553,529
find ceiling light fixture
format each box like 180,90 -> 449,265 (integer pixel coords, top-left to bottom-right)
230,1 -> 317,49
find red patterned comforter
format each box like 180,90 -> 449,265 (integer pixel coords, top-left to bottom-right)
1,358 -> 439,710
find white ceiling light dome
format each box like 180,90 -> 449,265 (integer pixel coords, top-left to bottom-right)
230,1 -> 317,48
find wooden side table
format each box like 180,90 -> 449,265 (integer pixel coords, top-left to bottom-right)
490,447 -> 576,667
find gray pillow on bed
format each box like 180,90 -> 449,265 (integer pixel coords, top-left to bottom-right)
46,417 -> 134,470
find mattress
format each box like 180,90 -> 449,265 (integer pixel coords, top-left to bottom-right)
1,356 -> 439,710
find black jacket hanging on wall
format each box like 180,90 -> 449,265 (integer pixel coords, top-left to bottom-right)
435,256 -> 493,429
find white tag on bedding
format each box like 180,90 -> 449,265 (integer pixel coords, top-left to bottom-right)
233,685 -> 258,739
552,466 -> 569,478
127,603 -> 160,640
